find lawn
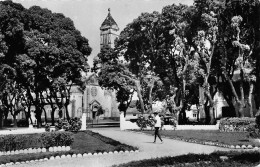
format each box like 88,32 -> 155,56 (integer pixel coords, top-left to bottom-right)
112,151 -> 260,167
141,130 -> 260,147
71,130 -> 137,153
0,130 -> 137,164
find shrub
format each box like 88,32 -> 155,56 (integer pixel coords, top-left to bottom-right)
0,131 -> 74,151
4,119 -> 13,127
55,118 -> 65,131
45,123 -> 50,132
136,116 -> 147,130
219,117 -> 255,132
249,112 -> 260,139
55,117 -> 82,132
0,134 -> 36,151
41,131 -> 74,148
67,117 -> 82,132
17,119 -> 29,127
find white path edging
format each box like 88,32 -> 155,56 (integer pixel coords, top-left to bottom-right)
0,149 -> 139,166
0,146 -> 70,157
128,130 -> 260,150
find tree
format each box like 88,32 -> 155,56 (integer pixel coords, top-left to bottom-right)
97,47 -> 135,115
112,4 -> 199,123
216,0 -> 260,117
0,1 -> 92,127
192,11 -> 219,124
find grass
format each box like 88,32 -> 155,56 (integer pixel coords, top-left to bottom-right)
0,130 -> 137,164
140,130 -> 260,147
112,151 -> 260,167
71,131 -> 137,153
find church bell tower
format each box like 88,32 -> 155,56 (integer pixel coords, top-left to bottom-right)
100,8 -> 119,50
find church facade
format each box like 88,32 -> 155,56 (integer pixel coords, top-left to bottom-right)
68,8 -> 120,120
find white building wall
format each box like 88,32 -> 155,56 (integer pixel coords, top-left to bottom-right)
213,91 -> 229,119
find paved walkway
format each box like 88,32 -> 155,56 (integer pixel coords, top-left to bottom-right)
0,127 -> 45,135
11,127 -> 231,167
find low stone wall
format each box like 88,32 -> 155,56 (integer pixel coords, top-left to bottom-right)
120,113 -> 220,131
176,124 -> 219,130
120,112 -> 139,130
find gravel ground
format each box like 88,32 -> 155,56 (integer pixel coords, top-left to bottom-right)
10,127 -> 232,167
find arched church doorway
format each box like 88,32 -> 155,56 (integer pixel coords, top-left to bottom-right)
89,100 -> 101,119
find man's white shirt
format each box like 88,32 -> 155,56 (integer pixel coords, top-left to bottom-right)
154,115 -> 161,127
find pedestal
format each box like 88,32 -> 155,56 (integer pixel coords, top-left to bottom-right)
50,126 -> 55,132
28,124 -> 33,129
81,113 -> 86,130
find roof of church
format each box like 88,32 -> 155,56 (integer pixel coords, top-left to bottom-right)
100,8 -> 119,31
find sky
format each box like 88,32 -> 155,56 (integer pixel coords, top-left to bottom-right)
13,0 -> 194,67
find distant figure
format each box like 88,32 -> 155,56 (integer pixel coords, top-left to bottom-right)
153,112 -> 163,144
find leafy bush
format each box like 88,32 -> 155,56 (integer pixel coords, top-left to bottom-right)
55,118 -> 65,131
67,117 -> 82,132
0,131 -> 74,151
54,117 -> 82,132
41,131 -> 74,148
249,112 -> 260,139
136,115 -> 173,130
219,117 -> 255,132
0,134 -> 37,151
136,115 -> 147,130
17,119 -> 29,127
4,119 -> 13,127
45,123 -> 50,132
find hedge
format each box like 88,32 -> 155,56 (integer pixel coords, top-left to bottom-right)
219,117 -> 256,132
0,131 -> 74,152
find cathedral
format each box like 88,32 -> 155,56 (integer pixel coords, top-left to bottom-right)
67,8 -> 120,121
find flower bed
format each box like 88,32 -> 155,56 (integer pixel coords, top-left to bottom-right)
0,130 -> 138,165
0,131 -> 74,152
219,117 -> 256,132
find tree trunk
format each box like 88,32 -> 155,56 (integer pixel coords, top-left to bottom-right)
51,108 -> 55,126
224,72 -> 241,117
135,80 -> 145,114
204,105 -> 209,124
239,70 -> 245,117
0,113 -> 3,129
196,105 -> 200,122
148,79 -> 155,113
43,107 -> 48,125
222,93 -> 237,117
209,107 -> 215,124
248,82 -> 254,117
199,86 -> 205,121
204,87 -> 215,124
13,115 -> 17,128
26,106 -> 33,125
35,105 -> 42,128
179,102 -> 187,125
3,107 -> 8,127
65,105 -> 70,121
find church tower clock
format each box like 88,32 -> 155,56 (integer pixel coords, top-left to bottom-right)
100,8 -> 119,50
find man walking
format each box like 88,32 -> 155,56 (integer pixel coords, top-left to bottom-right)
153,112 -> 163,143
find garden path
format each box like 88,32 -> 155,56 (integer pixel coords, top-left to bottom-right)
12,127 -> 231,167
